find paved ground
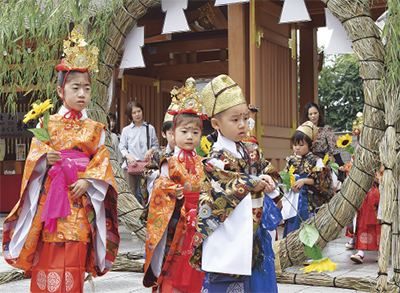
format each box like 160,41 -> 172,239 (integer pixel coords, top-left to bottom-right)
0,213 -> 391,292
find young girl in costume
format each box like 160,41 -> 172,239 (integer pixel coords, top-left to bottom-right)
190,74 -> 282,292
281,121 -> 331,237
143,78 -> 206,293
2,26 -> 119,293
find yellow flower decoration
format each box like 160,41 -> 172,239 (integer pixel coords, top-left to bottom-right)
201,136 -> 212,155
323,154 -> 329,166
23,109 -> 36,123
289,165 -> 295,187
336,133 -> 353,148
300,257 -> 338,274
23,99 -> 53,123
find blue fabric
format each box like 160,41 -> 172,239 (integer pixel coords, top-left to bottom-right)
283,216 -> 295,238
250,195 -> 282,293
202,273 -> 251,292
292,174 -> 309,232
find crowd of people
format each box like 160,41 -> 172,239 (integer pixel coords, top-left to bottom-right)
2,29 -> 382,293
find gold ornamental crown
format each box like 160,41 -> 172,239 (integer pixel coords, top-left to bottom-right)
201,74 -> 247,117
61,25 -> 99,72
297,121 -> 318,142
169,78 -> 206,119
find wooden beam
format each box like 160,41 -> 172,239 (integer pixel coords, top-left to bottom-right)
125,61 -> 228,80
228,3 -> 250,100
299,26 -> 318,112
151,37 -> 228,54
145,34 -> 171,44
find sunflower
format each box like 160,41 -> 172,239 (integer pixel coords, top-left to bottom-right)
23,99 -> 54,123
323,154 -> 329,166
336,133 -> 353,148
23,109 -> 36,123
289,165 -> 296,187
201,136 -> 212,154
300,257 -> 338,274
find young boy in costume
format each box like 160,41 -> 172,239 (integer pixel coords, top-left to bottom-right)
143,78 -> 206,292
281,121 -> 330,237
190,74 -> 281,292
2,26 -> 119,293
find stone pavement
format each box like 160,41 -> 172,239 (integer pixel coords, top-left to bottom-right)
0,213 -> 391,292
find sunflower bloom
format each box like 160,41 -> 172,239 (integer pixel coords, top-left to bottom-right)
300,257 -> 338,274
336,133 -> 353,148
32,99 -> 53,116
23,109 -> 36,123
289,165 -> 296,187
323,154 -> 329,166
200,136 -> 212,155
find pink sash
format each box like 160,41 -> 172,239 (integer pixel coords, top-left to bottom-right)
40,150 -> 90,233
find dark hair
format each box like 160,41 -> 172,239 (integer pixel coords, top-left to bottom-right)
57,70 -> 91,88
126,101 -> 144,120
291,130 -> 313,150
162,121 -> 173,133
301,102 -> 326,127
173,113 -> 202,130
107,113 -> 118,134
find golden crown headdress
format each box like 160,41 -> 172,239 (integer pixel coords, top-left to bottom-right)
352,112 -> 363,135
168,78 -> 207,120
56,25 -> 99,72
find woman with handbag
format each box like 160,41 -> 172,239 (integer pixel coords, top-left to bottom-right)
119,101 -> 159,205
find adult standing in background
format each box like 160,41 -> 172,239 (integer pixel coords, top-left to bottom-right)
301,102 -> 345,181
107,113 -> 123,164
119,101 -> 159,204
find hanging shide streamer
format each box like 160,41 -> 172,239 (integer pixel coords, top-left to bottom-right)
119,25 -> 146,69
279,0 -> 311,24
324,8 -> 353,54
161,0 -> 190,34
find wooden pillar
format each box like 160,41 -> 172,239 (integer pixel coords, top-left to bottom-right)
228,3 -> 250,100
299,26 -> 318,115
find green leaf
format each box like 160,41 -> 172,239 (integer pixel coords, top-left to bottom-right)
279,171 -> 291,191
299,225 -> 320,247
43,111 -> 49,128
29,128 -> 50,142
329,162 -> 339,171
304,244 -> 323,260
345,145 -> 354,154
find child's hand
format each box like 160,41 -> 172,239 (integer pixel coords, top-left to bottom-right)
260,174 -> 275,193
70,179 -> 91,200
293,179 -> 305,193
254,179 -> 269,192
339,166 -> 346,171
46,149 -> 61,166
176,185 -> 184,200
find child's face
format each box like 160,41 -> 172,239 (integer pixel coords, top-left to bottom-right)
293,140 -> 310,157
109,119 -> 116,131
211,103 -> 249,142
162,129 -> 176,150
174,122 -> 201,151
131,106 -> 143,124
58,74 -> 91,112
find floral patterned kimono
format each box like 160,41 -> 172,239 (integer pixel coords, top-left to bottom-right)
2,107 -> 119,293
143,147 -> 205,292
281,152 -> 331,237
189,134 -> 281,292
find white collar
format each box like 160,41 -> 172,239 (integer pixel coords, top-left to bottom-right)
131,121 -> 147,128
295,151 -> 312,159
173,146 -> 197,158
214,131 -> 242,158
58,105 -> 87,120
166,143 -> 173,154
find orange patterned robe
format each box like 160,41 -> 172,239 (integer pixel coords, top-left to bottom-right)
143,154 -> 204,291
2,114 -> 119,281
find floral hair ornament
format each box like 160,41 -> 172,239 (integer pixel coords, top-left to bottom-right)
55,25 -> 99,119
352,112 -> 363,135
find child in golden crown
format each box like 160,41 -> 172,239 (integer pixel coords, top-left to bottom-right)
189,75 -> 282,292
143,78 -> 206,292
2,26 -> 119,293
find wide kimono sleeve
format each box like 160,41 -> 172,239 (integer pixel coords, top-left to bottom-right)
189,150 -> 261,274
308,158 -> 331,196
140,147 -> 163,205
143,158 -> 185,287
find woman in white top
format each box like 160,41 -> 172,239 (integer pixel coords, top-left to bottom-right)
119,101 -> 159,204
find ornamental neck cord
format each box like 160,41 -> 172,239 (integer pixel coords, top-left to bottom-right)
178,149 -> 197,174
